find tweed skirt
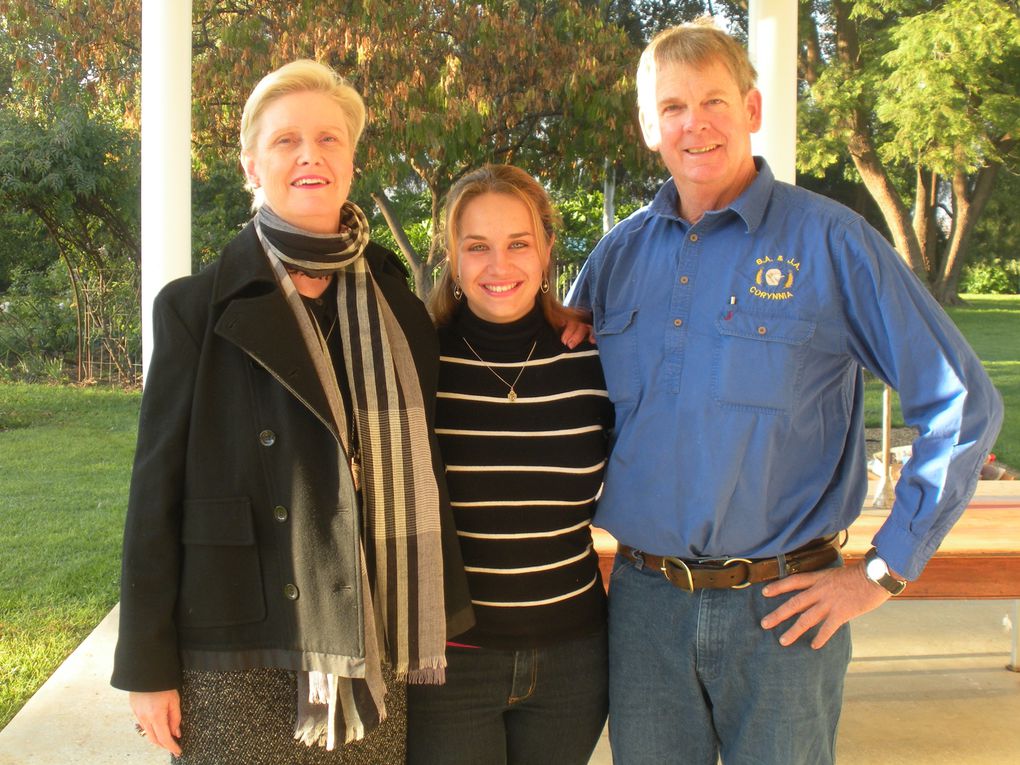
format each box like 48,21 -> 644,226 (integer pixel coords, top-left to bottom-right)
170,666 -> 406,765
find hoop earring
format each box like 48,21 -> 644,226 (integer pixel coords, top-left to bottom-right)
540,277 -> 550,294
453,282 -> 463,300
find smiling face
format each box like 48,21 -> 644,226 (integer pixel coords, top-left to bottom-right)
454,192 -> 549,324
641,58 -> 761,220
242,90 -> 355,233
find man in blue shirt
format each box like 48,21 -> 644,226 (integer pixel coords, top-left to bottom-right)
567,20 -> 1003,765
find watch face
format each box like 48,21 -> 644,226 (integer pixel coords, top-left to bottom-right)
866,555 -> 889,580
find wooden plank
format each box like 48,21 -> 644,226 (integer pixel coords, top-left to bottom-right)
841,552 -> 1020,599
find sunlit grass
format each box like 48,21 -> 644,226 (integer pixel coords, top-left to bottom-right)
0,383 -> 139,729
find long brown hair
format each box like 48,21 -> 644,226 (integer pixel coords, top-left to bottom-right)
429,164 -> 583,328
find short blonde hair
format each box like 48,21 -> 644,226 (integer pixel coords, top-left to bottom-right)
240,59 -> 365,204
429,164 -> 582,329
637,19 -> 758,125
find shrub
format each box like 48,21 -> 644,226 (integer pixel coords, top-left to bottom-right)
959,259 -> 1018,295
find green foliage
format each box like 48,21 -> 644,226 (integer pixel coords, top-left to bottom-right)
970,169 -> 1020,264
182,0 -> 659,296
0,0 -> 141,120
0,263 -> 77,380
876,0 -> 1020,174
192,155 -> 254,269
0,382 -> 139,728
555,186 -> 642,268
0,104 -> 141,382
797,0 -> 1020,303
959,260 -> 1019,295
0,209 -> 56,291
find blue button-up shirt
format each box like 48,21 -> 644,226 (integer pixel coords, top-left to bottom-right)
567,159 -> 1003,580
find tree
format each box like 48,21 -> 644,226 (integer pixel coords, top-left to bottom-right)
0,105 -> 141,381
574,0 -> 730,233
798,0 -> 1020,303
2,0 -> 733,302
184,0 -> 642,297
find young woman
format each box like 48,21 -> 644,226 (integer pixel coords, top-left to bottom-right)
407,164 -> 612,765
113,60 -> 472,764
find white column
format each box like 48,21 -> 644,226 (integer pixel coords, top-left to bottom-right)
141,0 -> 192,379
747,0 -> 798,184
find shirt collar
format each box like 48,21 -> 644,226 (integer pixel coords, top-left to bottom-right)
649,157 -> 775,234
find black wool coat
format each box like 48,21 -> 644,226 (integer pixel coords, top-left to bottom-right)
111,222 -> 473,692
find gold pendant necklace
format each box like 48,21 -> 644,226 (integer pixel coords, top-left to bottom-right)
461,337 -> 538,402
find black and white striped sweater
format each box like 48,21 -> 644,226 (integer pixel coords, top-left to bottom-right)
437,303 -> 613,649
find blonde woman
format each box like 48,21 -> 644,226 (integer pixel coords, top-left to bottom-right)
113,60 -> 472,764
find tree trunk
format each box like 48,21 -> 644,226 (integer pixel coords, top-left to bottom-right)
370,189 -> 430,298
603,158 -> 616,235
934,163 -> 1002,304
912,167 -> 937,277
799,3 -> 822,86
847,138 -> 927,280
834,0 -> 927,282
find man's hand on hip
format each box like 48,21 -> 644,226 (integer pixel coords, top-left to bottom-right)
759,563 -> 892,649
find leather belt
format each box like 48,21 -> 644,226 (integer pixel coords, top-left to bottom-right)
619,535 -> 841,593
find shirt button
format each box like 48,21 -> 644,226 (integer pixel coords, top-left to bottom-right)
689,234 -> 699,242
283,584 -> 299,600
674,319 -> 683,327
259,429 -> 276,446
758,326 -> 767,335
679,276 -> 689,285
273,505 -> 289,522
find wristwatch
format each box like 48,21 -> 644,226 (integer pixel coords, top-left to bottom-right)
863,547 -> 907,596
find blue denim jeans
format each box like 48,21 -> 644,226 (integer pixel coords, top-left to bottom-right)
607,553 -> 851,765
406,629 -> 608,765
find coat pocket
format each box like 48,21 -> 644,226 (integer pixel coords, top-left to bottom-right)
177,497 -> 266,628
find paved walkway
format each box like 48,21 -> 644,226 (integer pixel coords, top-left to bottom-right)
2,600 -> 1017,763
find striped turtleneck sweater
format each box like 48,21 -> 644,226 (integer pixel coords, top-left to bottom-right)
436,302 -> 613,649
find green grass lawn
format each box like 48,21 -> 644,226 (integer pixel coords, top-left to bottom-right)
0,293 -> 1015,731
0,383 -> 139,729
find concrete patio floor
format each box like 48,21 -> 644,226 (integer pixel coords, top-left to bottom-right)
2,600 -> 1017,764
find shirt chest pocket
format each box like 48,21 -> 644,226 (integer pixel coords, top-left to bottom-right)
595,307 -> 640,403
713,312 -> 816,414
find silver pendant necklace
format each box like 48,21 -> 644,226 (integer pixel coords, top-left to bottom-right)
461,337 -> 538,402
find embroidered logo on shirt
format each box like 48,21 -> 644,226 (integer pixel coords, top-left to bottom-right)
749,254 -> 800,301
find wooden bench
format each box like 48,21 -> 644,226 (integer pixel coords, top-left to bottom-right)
592,481 -> 1020,668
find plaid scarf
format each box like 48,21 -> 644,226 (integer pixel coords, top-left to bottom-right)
254,203 -> 447,748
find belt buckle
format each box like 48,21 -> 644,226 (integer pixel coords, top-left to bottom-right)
660,556 -> 695,593
722,557 -> 753,589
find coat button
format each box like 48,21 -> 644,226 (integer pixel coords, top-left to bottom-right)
758,326 -> 767,335
283,584 -> 299,600
259,429 -> 276,446
273,505 -> 288,522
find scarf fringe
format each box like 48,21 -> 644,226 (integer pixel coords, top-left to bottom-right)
405,656 -> 448,685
